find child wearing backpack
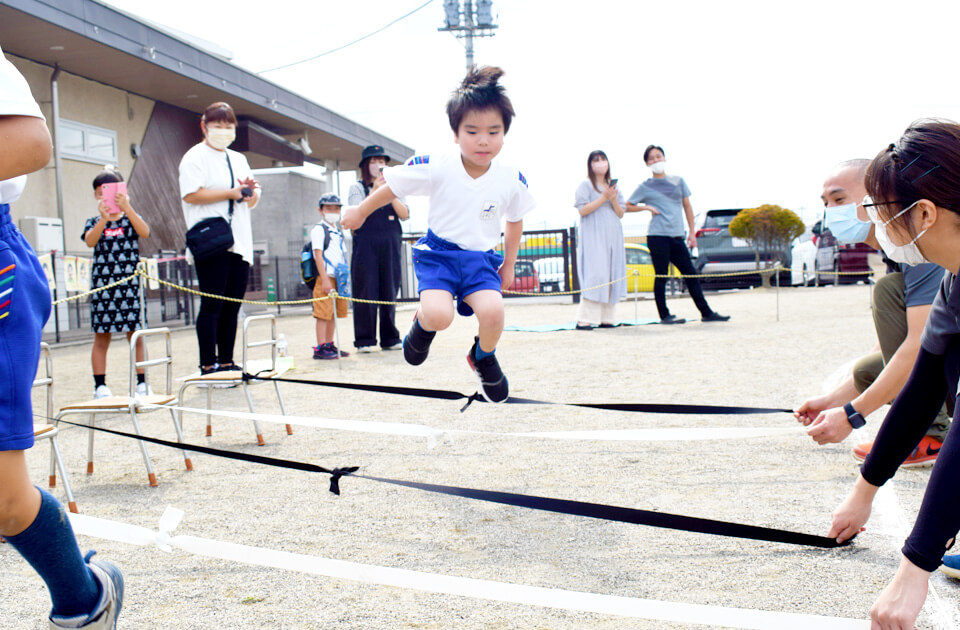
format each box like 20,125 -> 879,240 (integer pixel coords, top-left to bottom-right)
309,194 -> 350,359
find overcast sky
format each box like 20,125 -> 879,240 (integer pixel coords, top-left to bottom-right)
104,0 -> 960,236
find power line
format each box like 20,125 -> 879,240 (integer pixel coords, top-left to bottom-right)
259,0 -> 435,74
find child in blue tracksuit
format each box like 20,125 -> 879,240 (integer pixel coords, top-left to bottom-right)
0,46 -> 123,629
341,66 -> 535,402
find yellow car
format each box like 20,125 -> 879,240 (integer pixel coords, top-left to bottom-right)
625,243 -> 684,294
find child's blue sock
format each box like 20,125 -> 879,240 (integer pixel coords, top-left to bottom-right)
6,488 -> 100,617
475,344 -> 495,361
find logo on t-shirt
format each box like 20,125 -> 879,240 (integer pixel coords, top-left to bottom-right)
479,201 -> 497,221
103,227 -> 124,238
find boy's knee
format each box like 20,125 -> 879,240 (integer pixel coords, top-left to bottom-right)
474,304 -> 505,330
420,308 -> 453,331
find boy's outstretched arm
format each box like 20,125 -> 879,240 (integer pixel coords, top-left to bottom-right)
0,115 -> 51,181
499,219 -> 522,289
341,184 -> 397,230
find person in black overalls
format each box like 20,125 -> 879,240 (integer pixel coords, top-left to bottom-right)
347,145 -> 409,351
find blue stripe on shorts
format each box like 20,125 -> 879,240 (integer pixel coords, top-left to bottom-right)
412,230 -> 503,317
0,204 -> 51,451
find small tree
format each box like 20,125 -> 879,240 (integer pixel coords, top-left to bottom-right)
728,204 -> 805,286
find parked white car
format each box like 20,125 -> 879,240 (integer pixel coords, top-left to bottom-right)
790,233 -> 817,286
533,257 -> 565,293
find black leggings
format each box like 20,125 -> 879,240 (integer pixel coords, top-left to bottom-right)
194,251 -> 249,367
646,235 -> 711,318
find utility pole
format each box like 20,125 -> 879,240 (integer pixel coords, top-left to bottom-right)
439,0 -> 498,72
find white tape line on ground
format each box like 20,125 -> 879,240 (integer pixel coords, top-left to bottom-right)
69,509 -> 868,630
872,484 -> 959,629
152,403 -> 798,445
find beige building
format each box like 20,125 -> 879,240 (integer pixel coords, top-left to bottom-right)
1,0 -> 412,259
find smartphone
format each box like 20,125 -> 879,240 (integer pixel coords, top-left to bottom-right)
610,179 -> 618,186
100,182 -> 127,214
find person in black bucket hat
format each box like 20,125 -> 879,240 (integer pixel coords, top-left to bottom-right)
347,145 -> 409,352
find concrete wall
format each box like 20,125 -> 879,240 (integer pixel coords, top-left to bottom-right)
251,170 -> 334,260
5,54 -> 153,254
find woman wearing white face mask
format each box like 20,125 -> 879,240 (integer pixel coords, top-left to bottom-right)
626,145 -> 729,324
828,119 -> 960,630
179,101 -> 261,374
573,150 -> 627,328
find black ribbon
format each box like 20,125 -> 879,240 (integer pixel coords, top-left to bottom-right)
49,418 -> 846,548
356,475 -> 850,548
53,419 -> 357,495
243,373 -> 790,415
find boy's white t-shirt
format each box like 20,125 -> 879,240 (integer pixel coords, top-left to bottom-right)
382,152 -> 536,251
179,142 -> 256,264
0,46 -> 45,205
310,221 -> 346,276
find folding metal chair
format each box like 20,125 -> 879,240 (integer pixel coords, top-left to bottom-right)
55,328 -> 191,487
178,314 -> 292,446
32,342 -> 77,513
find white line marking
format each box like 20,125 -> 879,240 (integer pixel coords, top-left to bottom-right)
148,403 -> 798,445
69,509 -> 870,630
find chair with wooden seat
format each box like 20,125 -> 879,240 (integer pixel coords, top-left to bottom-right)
54,328 -> 191,487
177,314 -> 292,446
33,342 -> 77,513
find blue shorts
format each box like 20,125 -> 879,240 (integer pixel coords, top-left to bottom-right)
0,204 -> 51,451
413,230 -> 503,317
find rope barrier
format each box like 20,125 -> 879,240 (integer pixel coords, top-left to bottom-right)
48,261 -> 873,309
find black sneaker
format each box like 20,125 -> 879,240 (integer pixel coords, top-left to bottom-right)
466,337 -> 509,403
702,312 -> 731,322
660,314 -> 686,325
403,317 -> 436,366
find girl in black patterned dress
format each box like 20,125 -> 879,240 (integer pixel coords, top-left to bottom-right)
82,169 -> 151,399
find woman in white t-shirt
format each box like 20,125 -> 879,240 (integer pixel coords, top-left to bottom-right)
179,102 -> 260,374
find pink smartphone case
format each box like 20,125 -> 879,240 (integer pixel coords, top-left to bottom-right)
100,182 -> 127,214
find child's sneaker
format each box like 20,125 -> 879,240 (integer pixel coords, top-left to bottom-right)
466,336 -> 509,403
135,381 -> 153,397
403,316 -> 435,366
313,343 -> 339,360
49,551 -> 123,629
93,384 -> 112,400
330,344 -> 350,358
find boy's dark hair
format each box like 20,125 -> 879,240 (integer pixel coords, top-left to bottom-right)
92,167 -> 123,190
643,145 -> 665,164
202,101 -> 238,126
446,66 -> 515,134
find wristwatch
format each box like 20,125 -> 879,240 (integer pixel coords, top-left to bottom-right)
843,402 -> 867,429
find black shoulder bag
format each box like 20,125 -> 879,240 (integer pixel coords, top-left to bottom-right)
185,152 -> 236,261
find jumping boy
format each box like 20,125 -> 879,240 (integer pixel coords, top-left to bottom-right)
0,46 -> 124,629
341,66 -> 535,402
311,193 -> 350,359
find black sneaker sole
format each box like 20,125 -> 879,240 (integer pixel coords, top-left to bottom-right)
466,341 -> 509,403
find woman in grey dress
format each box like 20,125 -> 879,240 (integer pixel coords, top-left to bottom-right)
574,150 -> 628,328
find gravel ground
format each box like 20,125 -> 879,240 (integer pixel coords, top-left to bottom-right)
3,284 -> 959,629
